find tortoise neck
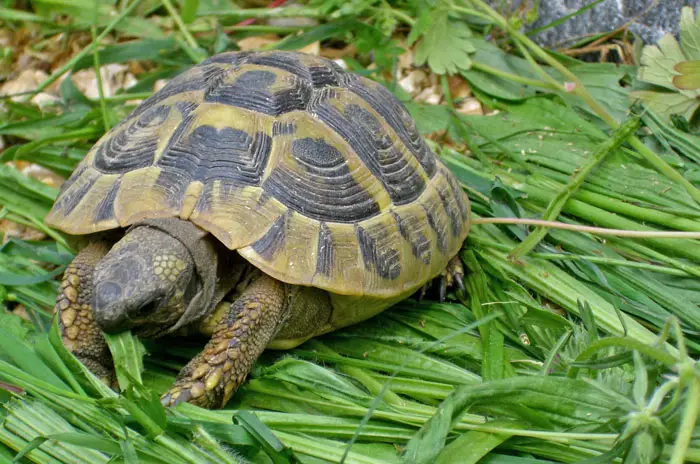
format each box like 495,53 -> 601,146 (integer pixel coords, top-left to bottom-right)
129,218 -> 241,332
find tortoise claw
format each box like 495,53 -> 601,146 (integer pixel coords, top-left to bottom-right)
453,272 -> 465,295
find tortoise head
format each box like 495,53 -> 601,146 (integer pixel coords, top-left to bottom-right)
92,226 -> 199,335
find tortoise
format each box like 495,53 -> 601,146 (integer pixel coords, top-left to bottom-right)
45,50 -> 471,409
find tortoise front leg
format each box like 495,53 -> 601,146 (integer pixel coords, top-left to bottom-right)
55,241 -> 116,385
161,275 -> 290,409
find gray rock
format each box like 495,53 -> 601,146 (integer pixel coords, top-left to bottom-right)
489,0 -> 698,46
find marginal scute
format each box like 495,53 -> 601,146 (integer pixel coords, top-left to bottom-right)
392,210 -> 431,265
251,213 -> 287,260
46,166 -> 100,225
422,189 -> 449,254
315,222 -> 334,277
356,223 -> 401,281
50,171 -> 123,233
114,167 -> 176,226
445,170 -> 470,225
310,223 -> 364,294
94,177 -> 122,223
435,176 -> 463,238
190,184 -> 287,249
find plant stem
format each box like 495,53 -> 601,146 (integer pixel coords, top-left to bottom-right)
198,7 -> 322,20
470,61 -> 559,90
99,92 -> 153,102
91,23 -> 111,132
222,24 -> 312,33
161,0 -> 204,62
670,375 -> 699,464
385,7 -> 415,26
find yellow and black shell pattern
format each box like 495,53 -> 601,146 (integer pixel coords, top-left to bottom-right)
46,51 -> 471,298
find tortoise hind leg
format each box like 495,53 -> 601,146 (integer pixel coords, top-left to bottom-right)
56,241 -> 116,386
418,256 -> 465,302
438,256 -> 465,302
162,275 -> 290,409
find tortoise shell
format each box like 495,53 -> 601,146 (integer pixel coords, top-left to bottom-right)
46,51 -> 471,298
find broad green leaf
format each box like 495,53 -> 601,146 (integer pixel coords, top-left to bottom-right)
635,6 -> 700,120
680,6 -> 700,60
411,9 -> 474,75
461,38 -> 540,101
72,39 -> 177,70
673,60 -> 700,90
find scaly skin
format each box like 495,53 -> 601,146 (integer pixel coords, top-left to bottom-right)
161,275 -> 289,408
440,256 -> 465,301
55,241 -> 116,386
419,255 -> 465,302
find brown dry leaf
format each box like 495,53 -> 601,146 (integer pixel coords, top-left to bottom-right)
299,41 -> 320,56
456,97 -> 483,115
319,44 -> 356,60
11,305 -> 32,322
397,46 -> 413,76
448,75 -> 471,100
21,164 -> 65,189
0,69 -> 59,106
398,69 -> 428,95
153,79 -> 169,93
0,220 -> 45,243
237,35 -> 279,51
70,64 -> 137,99
415,84 -> 442,105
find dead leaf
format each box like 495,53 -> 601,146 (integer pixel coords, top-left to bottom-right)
237,35 -> 279,51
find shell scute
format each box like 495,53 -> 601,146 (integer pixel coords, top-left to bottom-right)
204,66 -> 312,116
261,131 -> 381,223
344,76 -> 437,178
310,88 -> 429,206
246,51 -> 343,87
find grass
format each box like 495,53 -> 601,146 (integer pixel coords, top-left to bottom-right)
0,0 -> 699,463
